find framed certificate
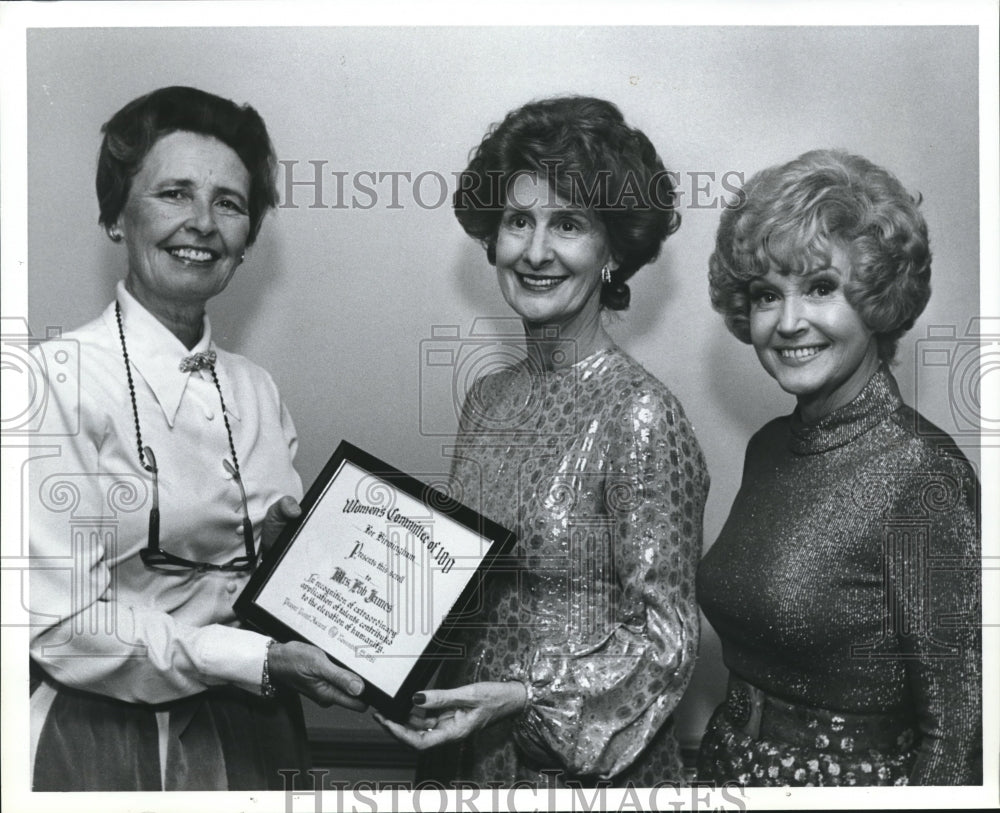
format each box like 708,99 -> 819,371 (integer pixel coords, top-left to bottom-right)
235,441 -> 515,719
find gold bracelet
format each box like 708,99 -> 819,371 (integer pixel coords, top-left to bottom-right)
261,638 -> 277,698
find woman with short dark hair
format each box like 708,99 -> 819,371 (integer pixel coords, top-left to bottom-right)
453,95 -> 680,311
377,96 -> 708,787
29,86 -> 366,791
96,85 -> 279,246
697,149 -> 981,786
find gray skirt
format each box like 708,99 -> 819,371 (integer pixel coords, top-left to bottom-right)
30,663 -> 310,791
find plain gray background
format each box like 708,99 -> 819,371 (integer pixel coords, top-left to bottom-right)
24,25 -> 980,751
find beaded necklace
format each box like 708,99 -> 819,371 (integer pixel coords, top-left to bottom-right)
114,299 -> 244,485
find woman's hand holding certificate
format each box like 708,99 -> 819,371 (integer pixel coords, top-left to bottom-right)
374,682 -> 527,750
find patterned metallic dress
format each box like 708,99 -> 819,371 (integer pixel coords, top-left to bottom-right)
697,366 -> 981,786
420,346 -> 709,786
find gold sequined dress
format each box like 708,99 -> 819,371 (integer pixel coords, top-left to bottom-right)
697,366 -> 981,785
421,346 -> 709,786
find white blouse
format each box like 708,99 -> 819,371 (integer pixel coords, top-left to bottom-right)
29,281 -> 302,705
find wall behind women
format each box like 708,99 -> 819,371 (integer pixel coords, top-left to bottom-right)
25,26 -> 980,747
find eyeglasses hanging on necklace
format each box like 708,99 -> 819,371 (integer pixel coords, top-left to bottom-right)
115,301 -> 257,573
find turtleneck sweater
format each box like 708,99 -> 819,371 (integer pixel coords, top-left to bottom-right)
697,365 -> 981,784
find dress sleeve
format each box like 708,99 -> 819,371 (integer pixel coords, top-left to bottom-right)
898,454 -> 982,784
28,349 -> 271,703
508,387 -> 709,778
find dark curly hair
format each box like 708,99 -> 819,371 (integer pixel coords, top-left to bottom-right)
709,149 -> 931,361
96,86 -> 278,245
454,96 -> 680,310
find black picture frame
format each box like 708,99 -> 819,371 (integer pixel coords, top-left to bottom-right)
235,440 -> 515,720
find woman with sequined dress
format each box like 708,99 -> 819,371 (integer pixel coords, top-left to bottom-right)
28,87 -> 366,791
376,96 -> 709,786
696,149 -> 981,786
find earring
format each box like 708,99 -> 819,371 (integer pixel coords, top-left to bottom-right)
106,224 -> 123,243
601,264 -> 612,284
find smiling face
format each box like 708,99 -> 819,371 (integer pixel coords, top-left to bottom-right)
748,245 -> 880,421
494,173 -> 616,336
116,130 -> 252,321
